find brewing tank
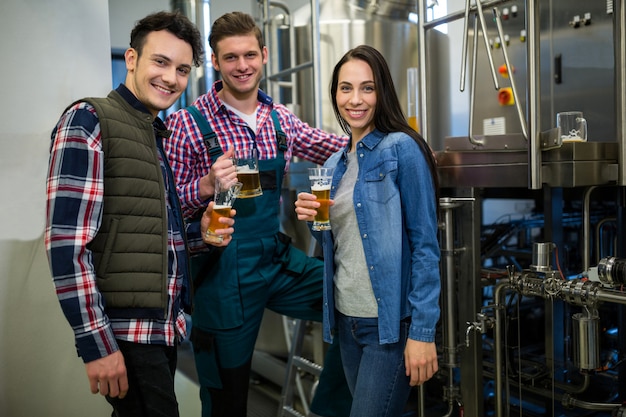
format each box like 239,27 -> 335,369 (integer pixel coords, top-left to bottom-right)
281,0 -> 447,146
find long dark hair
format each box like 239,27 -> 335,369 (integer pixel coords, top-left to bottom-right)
330,44 -> 440,212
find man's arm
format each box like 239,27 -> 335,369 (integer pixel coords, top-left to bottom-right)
45,103 -> 121,365
165,108 -> 216,218
274,104 -> 349,165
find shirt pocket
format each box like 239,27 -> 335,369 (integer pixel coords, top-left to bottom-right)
363,158 -> 398,204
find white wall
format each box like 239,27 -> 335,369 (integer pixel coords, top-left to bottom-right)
0,1 -> 255,415
0,1 -> 112,416
109,0 -> 169,50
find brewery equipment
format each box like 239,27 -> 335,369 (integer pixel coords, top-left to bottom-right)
258,0 -> 626,415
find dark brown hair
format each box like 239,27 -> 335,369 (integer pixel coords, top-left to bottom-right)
130,11 -> 204,67
208,11 -> 264,54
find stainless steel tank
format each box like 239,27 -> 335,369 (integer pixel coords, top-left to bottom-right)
291,0 -> 421,134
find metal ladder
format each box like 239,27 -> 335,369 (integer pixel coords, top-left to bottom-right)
277,318 -> 323,417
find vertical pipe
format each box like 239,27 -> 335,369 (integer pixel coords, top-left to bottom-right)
582,186 -> 598,271
416,4 -> 428,412
616,2 -> 626,391
459,0 -> 472,92
617,0 -> 626,185
474,0 -> 500,90
493,7 -> 527,140
417,0 -> 428,141
526,0 -> 542,189
494,280 -> 511,417
440,199 -> 461,417
442,202 -> 458,367
311,0 -> 322,128
262,0 -> 272,92
468,16 -> 484,145
171,0 -> 212,105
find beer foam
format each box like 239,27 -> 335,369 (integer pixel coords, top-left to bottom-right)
236,165 -> 259,174
311,183 -> 331,191
213,204 -> 231,210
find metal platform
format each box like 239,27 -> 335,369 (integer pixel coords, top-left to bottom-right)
436,135 -> 618,188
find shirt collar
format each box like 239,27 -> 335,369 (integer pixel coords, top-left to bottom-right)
360,129 -> 385,149
153,117 -> 171,138
115,84 -> 170,138
214,80 -> 274,106
343,129 -> 385,157
115,84 -> 152,115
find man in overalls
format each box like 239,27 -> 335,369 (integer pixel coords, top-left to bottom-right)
165,11 -> 352,417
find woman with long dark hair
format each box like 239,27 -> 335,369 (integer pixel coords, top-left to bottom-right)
295,45 -> 441,416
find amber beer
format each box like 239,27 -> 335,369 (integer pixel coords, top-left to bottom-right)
205,204 -> 232,243
311,184 -> 331,230
408,115 -> 419,133
237,165 -> 262,198
308,167 -> 334,231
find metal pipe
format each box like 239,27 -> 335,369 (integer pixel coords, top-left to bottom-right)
582,186 -> 598,271
468,15 -> 485,145
474,0 -> 499,90
262,0 -> 272,83
424,0 -> 513,29
267,61 -> 314,80
438,197 -> 475,416
262,1 -> 297,102
596,217 -> 617,263
270,0 -> 290,16
493,7 -> 527,140
526,0 -> 542,189
171,0 -> 212,104
418,0 -> 429,140
439,199 -> 461,417
418,385 -> 425,417
459,0 -> 472,92
491,271 -> 626,417
562,393 -> 621,411
596,288 -> 626,305
484,367 -> 592,398
311,0 -> 322,128
493,279 -> 512,417
441,200 -> 459,368
283,1 -> 297,106
616,0 -> 626,185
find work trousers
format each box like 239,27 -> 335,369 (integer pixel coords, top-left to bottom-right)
191,234 -> 351,417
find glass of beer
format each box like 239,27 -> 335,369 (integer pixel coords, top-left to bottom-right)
308,167 -> 334,231
205,179 -> 242,244
234,148 -> 262,198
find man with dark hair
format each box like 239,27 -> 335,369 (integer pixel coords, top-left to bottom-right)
166,10 -> 352,417
45,11 -> 232,417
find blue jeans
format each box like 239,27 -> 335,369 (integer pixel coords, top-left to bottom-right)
105,340 -> 179,417
337,313 -> 412,417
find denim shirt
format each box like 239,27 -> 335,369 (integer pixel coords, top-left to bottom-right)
319,129 -> 441,345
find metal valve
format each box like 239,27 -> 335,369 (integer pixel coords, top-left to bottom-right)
465,312 -> 495,347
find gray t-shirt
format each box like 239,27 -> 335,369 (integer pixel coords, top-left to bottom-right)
331,151 -> 378,317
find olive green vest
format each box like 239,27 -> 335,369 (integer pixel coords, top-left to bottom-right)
83,91 -> 168,319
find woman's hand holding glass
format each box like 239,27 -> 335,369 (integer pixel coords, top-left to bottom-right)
295,192 -> 334,224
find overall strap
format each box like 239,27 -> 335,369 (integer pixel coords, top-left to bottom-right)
270,110 -> 287,152
187,105 -> 286,160
186,105 -> 223,164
